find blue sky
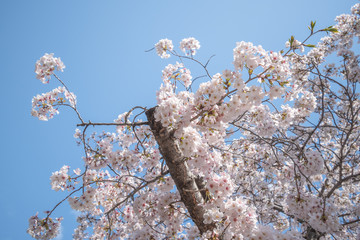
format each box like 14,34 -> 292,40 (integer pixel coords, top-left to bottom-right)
0,0 -> 357,239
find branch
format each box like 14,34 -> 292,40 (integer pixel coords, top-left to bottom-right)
77,121 -> 149,127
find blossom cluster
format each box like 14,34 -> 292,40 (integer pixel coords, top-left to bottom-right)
233,41 -> 266,71
294,91 -> 317,117
161,62 -> 193,88
206,174 -> 234,200
178,126 -> 202,157
50,165 -> 70,191
31,86 -> 77,121
68,187 -> 96,211
298,150 -> 324,176
155,38 -> 173,58
27,213 -> 63,240
35,53 -> 65,83
180,37 -> 201,56
264,50 -> 291,82
154,84 -> 194,128
286,193 -> 340,233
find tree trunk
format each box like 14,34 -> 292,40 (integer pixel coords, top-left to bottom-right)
146,107 -> 215,234
305,227 -> 322,240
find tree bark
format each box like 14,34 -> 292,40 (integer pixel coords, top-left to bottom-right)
146,107 -> 215,234
305,227 -> 322,240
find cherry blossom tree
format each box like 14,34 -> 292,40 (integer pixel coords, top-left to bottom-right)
28,4 -> 360,240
